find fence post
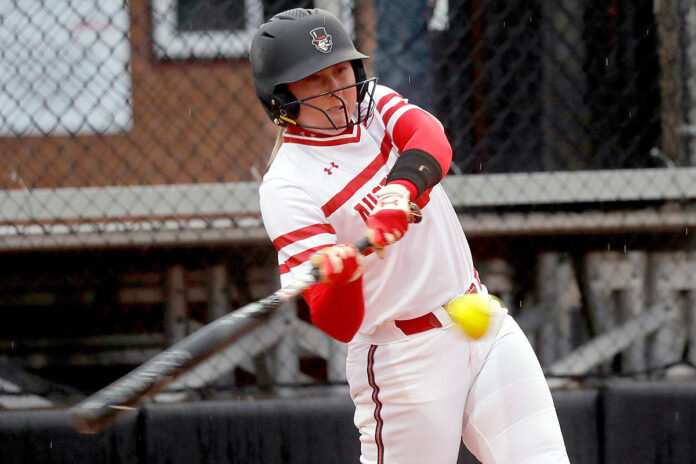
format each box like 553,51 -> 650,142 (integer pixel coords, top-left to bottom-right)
647,251 -> 696,367
584,251 -> 648,373
164,265 -> 187,345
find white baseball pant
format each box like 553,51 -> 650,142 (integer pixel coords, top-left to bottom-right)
347,314 -> 570,463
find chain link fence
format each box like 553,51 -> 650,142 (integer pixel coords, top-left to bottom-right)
1,0 -> 696,409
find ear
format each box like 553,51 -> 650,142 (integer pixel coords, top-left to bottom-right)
351,60 -> 368,102
271,85 -> 300,124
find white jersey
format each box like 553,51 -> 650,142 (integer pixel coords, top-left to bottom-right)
260,84 -> 479,335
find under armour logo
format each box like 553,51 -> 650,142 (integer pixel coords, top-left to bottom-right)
324,162 -> 339,175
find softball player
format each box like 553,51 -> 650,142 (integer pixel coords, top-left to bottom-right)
250,8 -> 570,463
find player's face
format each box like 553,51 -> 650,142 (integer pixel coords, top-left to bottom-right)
286,61 -> 357,134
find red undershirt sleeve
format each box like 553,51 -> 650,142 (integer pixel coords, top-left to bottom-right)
302,277 -> 364,343
391,108 -> 452,179
382,107 -> 452,206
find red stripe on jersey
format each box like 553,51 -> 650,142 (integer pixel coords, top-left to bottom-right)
283,125 -> 361,146
381,100 -> 409,129
376,92 -> 399,113
321,134 -> 392,217
272,223 -> 336,251
472,267 -> 483,291
377,92 -> 404,113
278,244 -> 331,275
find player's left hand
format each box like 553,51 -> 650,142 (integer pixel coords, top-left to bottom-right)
310,244 -> 364,285
366,183 -> 412,258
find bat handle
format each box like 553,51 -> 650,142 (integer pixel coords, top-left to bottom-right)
354,237 -> 371,253
407,202 -> 422,224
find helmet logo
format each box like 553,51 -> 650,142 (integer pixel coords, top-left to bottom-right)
310,27 -> 333,53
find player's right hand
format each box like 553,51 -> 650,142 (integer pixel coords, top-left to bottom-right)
366,183 -> 412,258
310,244 -> 364,285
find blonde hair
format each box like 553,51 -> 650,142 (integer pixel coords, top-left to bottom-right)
267,127 -> 285,168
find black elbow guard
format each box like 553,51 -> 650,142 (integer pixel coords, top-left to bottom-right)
385,149 -> 443,198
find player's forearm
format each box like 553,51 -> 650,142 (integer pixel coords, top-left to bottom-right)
302,278 -> 365,342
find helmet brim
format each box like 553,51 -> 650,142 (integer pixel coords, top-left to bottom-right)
275,51 -> 369,86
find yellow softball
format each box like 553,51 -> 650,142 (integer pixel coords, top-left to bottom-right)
444,293 -> 492,339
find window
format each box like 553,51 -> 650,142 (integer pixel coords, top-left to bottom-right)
152,0 -> 263,59
0,0 -> 132,136
152,0 -> 354,60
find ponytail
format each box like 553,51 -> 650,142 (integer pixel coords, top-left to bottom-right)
267,128 -> 285,168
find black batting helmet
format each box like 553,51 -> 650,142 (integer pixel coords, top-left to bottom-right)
249,8 -> 376,129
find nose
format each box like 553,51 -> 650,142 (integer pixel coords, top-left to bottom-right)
321,75 -> 344,95
315,79 -> 346,106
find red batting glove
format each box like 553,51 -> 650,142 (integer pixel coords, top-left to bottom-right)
310,244 -> 364,285
365,183 -> 412,258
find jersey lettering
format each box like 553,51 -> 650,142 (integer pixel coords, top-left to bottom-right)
365,193 -> 377,207
352,177 -> 388,223
354,203 -> 371,222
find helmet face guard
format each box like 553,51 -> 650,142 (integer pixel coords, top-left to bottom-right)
250,9 -> 376,129
277,77 -> 378,130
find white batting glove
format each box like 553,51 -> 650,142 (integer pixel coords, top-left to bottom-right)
366,183 -> 412,258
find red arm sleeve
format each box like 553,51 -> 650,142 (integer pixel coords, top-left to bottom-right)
391,108 -> 452,179
301,277 -> 364,343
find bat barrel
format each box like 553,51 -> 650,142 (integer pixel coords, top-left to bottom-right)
71,302 -> 269,433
